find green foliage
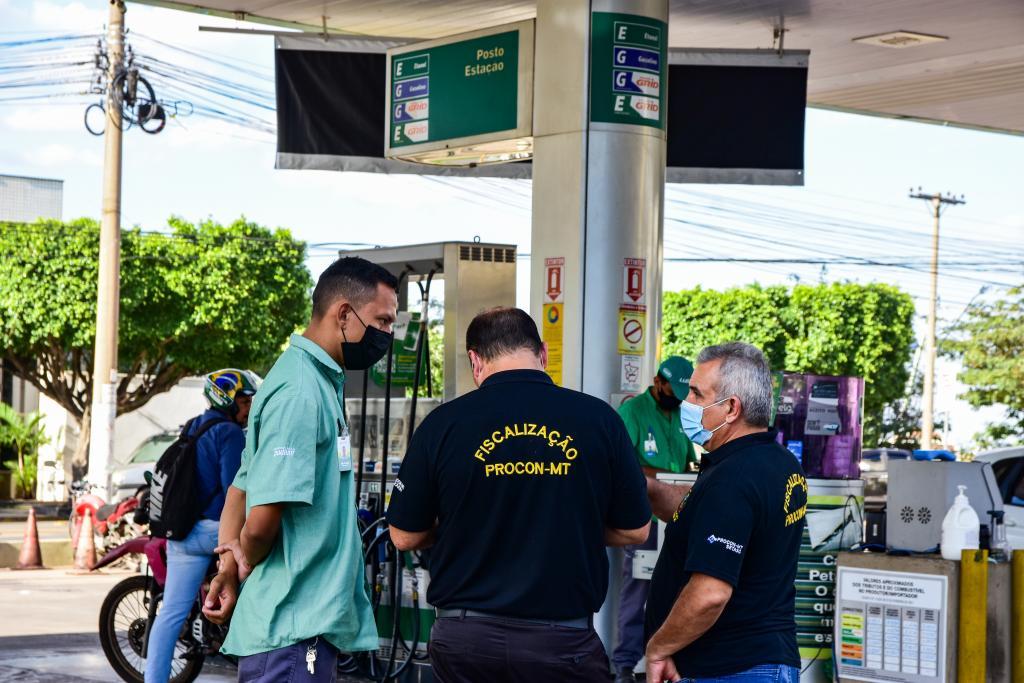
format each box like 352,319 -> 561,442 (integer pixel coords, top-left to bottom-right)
946,286 -> 1024,441
785,282 -> 917,427
969,421 -> 1019,452
0,404 -> 48,498
4,454 -> 38,499
0,218 -> 313,422
662,282 -> 916,446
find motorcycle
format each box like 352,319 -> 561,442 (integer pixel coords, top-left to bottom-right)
96,536 -> 364,682
96,536 -> 231,683
69,480 -> 147,558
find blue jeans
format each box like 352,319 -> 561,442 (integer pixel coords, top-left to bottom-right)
144,519 -> 219,682
680,664 -> 800,682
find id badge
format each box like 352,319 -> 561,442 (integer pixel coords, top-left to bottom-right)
337,422 -> 352,472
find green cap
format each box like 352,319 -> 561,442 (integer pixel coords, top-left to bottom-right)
658,356 -> 694,400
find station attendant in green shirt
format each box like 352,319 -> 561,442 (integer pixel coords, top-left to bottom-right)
611,356 -> 697,682
201,257 -> 398,682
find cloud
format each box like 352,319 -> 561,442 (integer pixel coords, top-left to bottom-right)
30,0 -> 106,31
26,143 -> 102,169
3,106 -> 84,132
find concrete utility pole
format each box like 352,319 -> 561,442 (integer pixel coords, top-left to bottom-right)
86,0 -> 126,497
909,188 -> 965,451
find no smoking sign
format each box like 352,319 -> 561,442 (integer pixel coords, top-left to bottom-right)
618,308 -> 646,354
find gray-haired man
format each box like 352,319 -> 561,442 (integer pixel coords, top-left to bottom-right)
643,342 -> 807,683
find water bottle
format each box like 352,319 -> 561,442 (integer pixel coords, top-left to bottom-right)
940,485 -> 980,560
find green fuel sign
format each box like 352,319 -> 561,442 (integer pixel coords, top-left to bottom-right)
589,12 -> 668,130
386,21 -> 534,165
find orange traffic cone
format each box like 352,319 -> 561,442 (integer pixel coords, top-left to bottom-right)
12,507 -> 46,570
71,508 -> 97,571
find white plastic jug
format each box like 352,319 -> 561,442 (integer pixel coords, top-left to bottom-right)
940,485 -> 980,560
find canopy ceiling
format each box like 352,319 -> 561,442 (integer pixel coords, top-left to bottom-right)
136,0 -> 1024,134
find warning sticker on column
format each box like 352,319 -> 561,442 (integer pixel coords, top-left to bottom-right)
542,303 -> 564,386
620,354 -> 642,391
545,257 -> 565,304
623,258 -> 647,305
618,308 -> 645,354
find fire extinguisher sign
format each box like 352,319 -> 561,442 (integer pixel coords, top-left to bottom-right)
622,257 -> 646,305
545,257 -> 565,304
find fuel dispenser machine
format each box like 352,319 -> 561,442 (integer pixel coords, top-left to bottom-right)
339,242 -> 516,682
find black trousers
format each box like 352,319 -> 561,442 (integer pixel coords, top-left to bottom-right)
429,615 -> 613,683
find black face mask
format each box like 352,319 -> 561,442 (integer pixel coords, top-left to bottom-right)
657,389 -> 682,411
341,309 -> 393,371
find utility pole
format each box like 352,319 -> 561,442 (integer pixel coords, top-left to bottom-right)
86,0 -> 126,498
909,187 -> 965,451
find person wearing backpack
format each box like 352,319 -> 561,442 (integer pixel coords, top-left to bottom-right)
144,369 -> 260,683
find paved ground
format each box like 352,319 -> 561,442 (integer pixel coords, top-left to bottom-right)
0,568 -> 235,681
0,568 -> 380,682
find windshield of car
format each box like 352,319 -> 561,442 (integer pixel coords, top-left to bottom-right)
130,434 -> 177,464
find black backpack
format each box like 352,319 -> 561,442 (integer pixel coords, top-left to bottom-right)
149,416 -> 229,539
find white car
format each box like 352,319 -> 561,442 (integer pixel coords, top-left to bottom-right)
107,430 -> 178,503
974,446 -> 1024,550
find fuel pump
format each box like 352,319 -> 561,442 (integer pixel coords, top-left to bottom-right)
341,242 -> 517,682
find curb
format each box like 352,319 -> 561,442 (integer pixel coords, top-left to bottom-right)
0,539 -> 74,569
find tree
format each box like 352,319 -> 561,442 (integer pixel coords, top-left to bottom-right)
0,217 -> 312,477
662,282 -> 916,446
785,282 -> 917,438
946,285 -> 1024,444
662,285 -> 791,367
0,404 -> 49,497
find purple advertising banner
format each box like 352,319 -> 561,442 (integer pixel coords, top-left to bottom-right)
773,373 -> 865,479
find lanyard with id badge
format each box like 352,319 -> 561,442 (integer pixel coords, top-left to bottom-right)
337,418 -> 352,472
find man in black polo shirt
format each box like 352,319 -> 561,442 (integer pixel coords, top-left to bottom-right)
387,306 -> 652,683
644,342 -> 807,683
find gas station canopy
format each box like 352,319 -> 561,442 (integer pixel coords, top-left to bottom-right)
140,0 -> 1024,135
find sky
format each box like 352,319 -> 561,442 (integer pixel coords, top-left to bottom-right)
1,0 -> 1022,449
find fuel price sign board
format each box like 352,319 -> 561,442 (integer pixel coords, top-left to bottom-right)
590,12 -> 667,130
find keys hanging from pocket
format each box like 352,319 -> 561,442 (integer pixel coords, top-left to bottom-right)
306,643 -> 317,675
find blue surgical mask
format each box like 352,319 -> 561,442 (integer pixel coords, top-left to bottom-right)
679,397 -> 730,446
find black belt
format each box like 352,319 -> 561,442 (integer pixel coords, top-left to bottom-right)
435,608 -> 591,630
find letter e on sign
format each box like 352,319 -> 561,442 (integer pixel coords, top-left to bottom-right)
614,95 -> 625,112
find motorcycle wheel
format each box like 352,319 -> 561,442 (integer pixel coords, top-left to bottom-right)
99,575 -> 205,683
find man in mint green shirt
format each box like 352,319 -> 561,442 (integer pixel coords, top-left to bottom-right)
202,257 -> 398,682
612,356 -> 697,682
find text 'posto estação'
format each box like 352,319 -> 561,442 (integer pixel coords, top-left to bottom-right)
465,46 -> 505,77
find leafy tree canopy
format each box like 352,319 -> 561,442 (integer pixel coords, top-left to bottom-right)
663,281 -> 916,446
0,217 -> 312,439
946,285 -> 1024,447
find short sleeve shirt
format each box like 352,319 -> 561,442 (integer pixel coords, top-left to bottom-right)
221,334 -> 377,657
645,430 -> 807,678
617,388 -> 696,472
386,369 -> 651,620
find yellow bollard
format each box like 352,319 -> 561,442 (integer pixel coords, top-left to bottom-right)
959,548 -> 988,683
1013,550 -> 1024,683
